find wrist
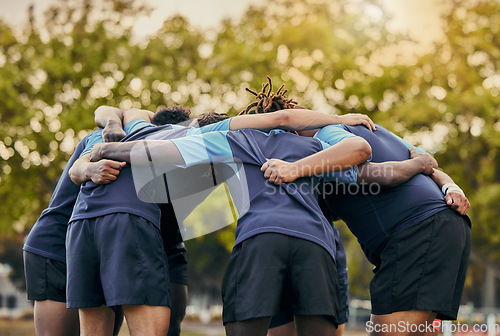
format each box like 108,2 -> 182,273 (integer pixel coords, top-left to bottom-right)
413,157 -> 426,173
85,162 -> 97,182
332,114 -> 342,124
289,162 -> 302,180
105,119 -> 121,127
98,143 -> 109,160
441,183 -> 465,196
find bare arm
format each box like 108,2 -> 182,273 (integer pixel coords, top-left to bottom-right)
94,106 -> 127,142
261,137 -> 372,184
406,148 -> 470,215
356,147 -> 435,187
89,140 -> 184,166
69,153 -> 126,185
95,105 -> 157,142
229,109 -> 376,132
431,168 -> 470,215
122,108 -> 155,125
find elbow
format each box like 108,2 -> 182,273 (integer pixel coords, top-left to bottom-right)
274,110 -> 292,128
68,166 -> 78,185
354,138 -> 372,164
94,105 -> 110,118
68,166 -> 82,185
94,105 -> 104,116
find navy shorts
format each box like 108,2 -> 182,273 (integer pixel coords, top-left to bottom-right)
222,233 -> 339,325
161,203 -> 188,285
269,226 -> 349,328
66,213 -> 171,308
24,251 -> 66,302
166,245 -> 188,285
370,209 -> 471,320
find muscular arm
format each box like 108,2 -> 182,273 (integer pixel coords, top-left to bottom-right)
89,140 -> 184,166
229,109 -> 375,132
261,137 -> 372,184
95,105 -> 156,141
69,153 -> 126,185
94,106 -> 127,142
122,108 -> 155,125
356,147 -> 435,187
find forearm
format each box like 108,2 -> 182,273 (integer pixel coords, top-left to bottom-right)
94,106 -> 124,128
430,168 -> 455,188
294,137 -> 371,177
357,159 -> 426,187
96,140 -> 184,166
277,109 -> 342,130
229,109 -> 340,132
94,141 -> 138,163
432,168 -> 469,214
69,156 -> 93,185
122,108 -> 154,125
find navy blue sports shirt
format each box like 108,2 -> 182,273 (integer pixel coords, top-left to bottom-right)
69,119 -> 232,228
169,128 -> 358,261
23,130 -> 101,262
315,124 -> 450,260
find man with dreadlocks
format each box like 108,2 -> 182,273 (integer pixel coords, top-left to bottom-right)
253,78 -> 471,336
234,77 -> 437,336
67,96 -> 381,335
86,119 -> 372,336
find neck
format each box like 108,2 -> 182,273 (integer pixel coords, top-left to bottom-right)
297,129 -> 319,137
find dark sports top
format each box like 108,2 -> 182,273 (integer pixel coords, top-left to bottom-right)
69,119 -> 231,228
169,128 -> 357,261
23,130 -> 101,262
316,124 -> 450,259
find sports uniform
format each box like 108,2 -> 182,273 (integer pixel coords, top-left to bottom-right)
316,124 -> 471,320
23,130 -> 101,302
167,128 -> 358,325
66,119 -> 231,308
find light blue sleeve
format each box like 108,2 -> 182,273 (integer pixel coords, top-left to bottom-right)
80,129 -> 103,157
169,131 -> 234,168
390,133 -> 425,154
124,119 -> 155,135
199,118 -> 232,134
314,124 -> 358,146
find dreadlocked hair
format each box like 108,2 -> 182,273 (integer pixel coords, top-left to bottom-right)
239,76 -> 298,115
196,112 -> 230,127
151,105 -> 191,126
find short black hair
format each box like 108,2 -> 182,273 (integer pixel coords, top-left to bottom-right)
151,105 -> 191,126
196,112 -> 230,127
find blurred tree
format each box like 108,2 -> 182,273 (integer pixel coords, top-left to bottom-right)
2,0 -> 499,306
383,0 -> 500,307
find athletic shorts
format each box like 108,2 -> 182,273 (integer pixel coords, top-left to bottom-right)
161,203 -> 188,285
167,247 -> 188,285
24,251 -> 66,302
370,208 -> 471,320
222,233 -> 339,325
66,213 -> 171,308
269,227 -> 349,328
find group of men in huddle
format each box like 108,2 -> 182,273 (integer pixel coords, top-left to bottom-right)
24,79 -> 471,336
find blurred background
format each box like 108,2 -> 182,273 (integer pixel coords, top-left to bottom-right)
0,0 -> 499,334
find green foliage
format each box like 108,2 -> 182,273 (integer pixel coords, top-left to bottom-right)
1,0 -> 498,301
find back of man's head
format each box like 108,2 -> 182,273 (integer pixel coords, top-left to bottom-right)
240,76 -> 299,115
152,105 -> 191,126
195,112 -> 230,127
